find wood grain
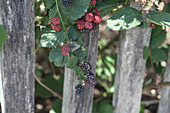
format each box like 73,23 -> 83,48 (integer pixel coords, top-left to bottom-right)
112,2 -> 152,112
0,0 -> 35,113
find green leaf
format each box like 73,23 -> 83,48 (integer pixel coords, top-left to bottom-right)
73,47 -> 88,59
35,26 -> 41,39
107,7 -> 142,30
150,25 -> 166,48
49,99 -> 62,113
143,46 -> 149,59
40,29 -> 65,47
144,11 -> 170,27
74,65 -> 82,75
73,80 -> 81,85
58,0 -> 91,25
151,48 -> 168,62
66,55 -> 79,69
95,0 -> 118,17
92,101 -> 98,113
68,25 -> 82,42
43,0 -> 55,9
99,104 -> 114,113
0,25 -> 8,50
35,76 -> 58,98
49,47 -> 68,67
164,2 -> 170,13
49,6 -> 58,19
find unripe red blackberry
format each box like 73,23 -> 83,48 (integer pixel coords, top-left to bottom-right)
75,84 -> 85,95
93,15 -> 101,23
85,12 -> 94,22
52,24 -> 61,32
51,16 -> 60,25
84,21 -> 93,29
86,73 -> 97,86
61,45 -> 70,56
62,0 -> 72,7
90,0 -> 96,5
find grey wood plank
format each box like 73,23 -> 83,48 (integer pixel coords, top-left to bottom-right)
112,2 -> 152,112
0,0 -> 35,113
158,47 -> 170,113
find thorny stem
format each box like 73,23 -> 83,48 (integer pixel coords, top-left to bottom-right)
34,74 -> 62,99
55,0 -> 69,41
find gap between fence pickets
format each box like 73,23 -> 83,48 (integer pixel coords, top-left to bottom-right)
158,47 -> 170,113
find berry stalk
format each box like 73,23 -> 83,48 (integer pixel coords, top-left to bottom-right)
55,0 -> 69,41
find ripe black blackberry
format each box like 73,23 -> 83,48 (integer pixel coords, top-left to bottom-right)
86,73 -> 97,86
90,22 -> 99,31
62,0 -> 72,7
75,84 -> 85,95
80,27 -> 89,33
80,62 -> 92,73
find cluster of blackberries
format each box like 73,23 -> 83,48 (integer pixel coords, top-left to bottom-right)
75,62 -> 97,95
75,84 -> 85,95
62,0 -> 72,7
51,16 -> 61,32
75,5 -> 101,32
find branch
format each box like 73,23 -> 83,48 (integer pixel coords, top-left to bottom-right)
34,74 -> 62,99
144,82 -> 170,89
141,100 -> 159,106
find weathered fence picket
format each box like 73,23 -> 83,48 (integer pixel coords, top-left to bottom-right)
62,29 -> 99,113
158,47 -> 170,113
0,0 -> 35,113
112,2 -> 152,113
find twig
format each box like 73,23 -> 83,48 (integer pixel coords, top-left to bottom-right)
141,100 -> 159,106
148,48 -> 157,83
34,74 -> 62,99
144,82 -> 170,89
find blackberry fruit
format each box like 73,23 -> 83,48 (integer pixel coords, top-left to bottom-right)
52,24 -> 61,32
91,22 -> 99,31
61,45 -> 70,56
75,84 -> 85,95
80,62 -> 92,73
86,73 -> 97,86
84,21 -> 93,29
62,0 -> 72,7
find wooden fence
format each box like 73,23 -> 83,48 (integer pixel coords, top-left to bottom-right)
0,0 -> 170,113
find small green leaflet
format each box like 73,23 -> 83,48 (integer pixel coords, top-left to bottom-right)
151,48 -> 167,62
68,25 -> 82,42
43,0 -> 55,10
49,47 -> 68,67
107,7 -> 142,30
0,25 -> 8,50
66,55 -> 79,69
96,0 -> 118,17
145,11 -> 170,27
58,0 -> 91,25
40,29 -> 65,47
150,25 -> 166,48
